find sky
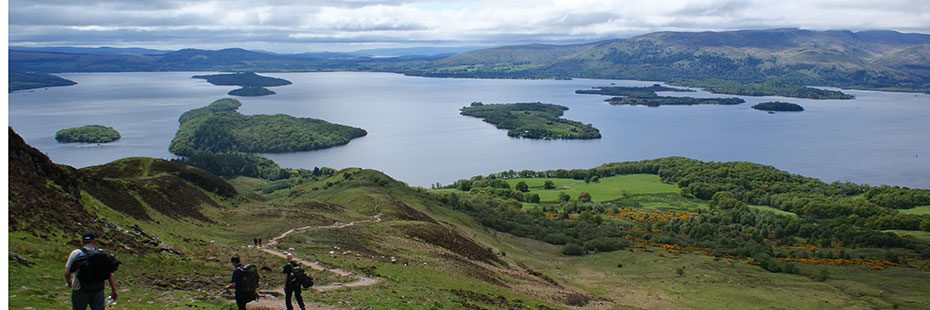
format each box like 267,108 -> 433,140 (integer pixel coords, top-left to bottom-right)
9,0 -> 930,53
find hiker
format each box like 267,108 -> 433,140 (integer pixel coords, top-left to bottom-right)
65,231 -> 120,310
225,256 -> 259,310
252,238 -> 258,247
258,238 -> 263,248
283,253 -> 306,310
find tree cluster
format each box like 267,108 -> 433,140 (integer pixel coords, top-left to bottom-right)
169,98 -> 367,155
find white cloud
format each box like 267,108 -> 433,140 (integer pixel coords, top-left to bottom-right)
9,0 -> 930,52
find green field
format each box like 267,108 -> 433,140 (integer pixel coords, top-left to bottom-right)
885,230 -> 930,243
900,206 -> 930,215
505,174 -> 679,202
749,204 -> 799,217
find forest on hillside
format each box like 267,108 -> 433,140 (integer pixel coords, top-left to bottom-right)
434,157 -> 930,275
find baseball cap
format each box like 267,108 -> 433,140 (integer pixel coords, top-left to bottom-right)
81,231 -> 97,241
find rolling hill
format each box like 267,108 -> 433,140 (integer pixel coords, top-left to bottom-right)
9,126 -> 930,308
10,29 -> 930,94
8,71 -> 76,91
426,29 -> 930,92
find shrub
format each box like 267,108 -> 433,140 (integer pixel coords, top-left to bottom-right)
561,243 -> 585,256
543,233 -> 572,245
583,237 -> 631,253
544,180 -> 556,189
564,293 -> 590,307
811,268 -> 830,282
515,181 -> 529,192
175,151 -> 290,180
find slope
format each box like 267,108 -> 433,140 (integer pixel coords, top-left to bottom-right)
428,29 -> 930,92
11,127 -> 930,308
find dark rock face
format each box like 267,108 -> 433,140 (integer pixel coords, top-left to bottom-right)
9,127 -> 88,232
8,127 -> 238,252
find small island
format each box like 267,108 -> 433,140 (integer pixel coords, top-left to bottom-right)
752,101 -> 805,112
605,96 -> 745,106
228,86 -> 276,97
192,72 -> 291,97
460,102 -> 601,140
577,84 -> 745,107
192,72 -> 291,87
170,98 -> 367,156
676,80 -> 854,100
574,84 -> 694,97
10,71 -> 77,92
55,125 -> 121,143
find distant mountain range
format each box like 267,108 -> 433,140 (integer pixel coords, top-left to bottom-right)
10,45 -> 485,58
349,46 -> 487,57
425,29 -> 930,92
10,29 -> 930,92
9,46 -> 170,56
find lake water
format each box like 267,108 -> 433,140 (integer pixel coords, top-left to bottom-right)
9,72 -> 930,188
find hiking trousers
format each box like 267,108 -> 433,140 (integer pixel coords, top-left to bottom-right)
234,291 -> 251,310
71,289 -> 105,310
285,286 -> 305,310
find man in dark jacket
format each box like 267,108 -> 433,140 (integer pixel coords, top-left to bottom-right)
65,231 -> 118,310
282,253 -> 306,310
224,256 -> 249,310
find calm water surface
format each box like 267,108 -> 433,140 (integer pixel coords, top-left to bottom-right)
9,72 -> 930,188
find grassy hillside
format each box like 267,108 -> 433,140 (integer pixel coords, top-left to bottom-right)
10,128 -> 930,309
10,128 -> 565,309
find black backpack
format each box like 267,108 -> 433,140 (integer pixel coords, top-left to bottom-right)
72,248 -> 121,292
290,264 -> 314,289
238,264 -> 261,301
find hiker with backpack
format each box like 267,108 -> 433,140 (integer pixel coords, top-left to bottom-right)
225,255 -> 260,310
283,253 -> 313,310
64,231 -> 120,310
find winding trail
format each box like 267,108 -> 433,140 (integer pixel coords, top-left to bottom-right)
262,214 -> 383,292
247,214 -> 384,309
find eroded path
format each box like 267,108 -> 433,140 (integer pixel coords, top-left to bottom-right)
247,214 -> 384,309
262,214 -> 383,291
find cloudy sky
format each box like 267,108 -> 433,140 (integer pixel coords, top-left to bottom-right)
9,0 -> 930,52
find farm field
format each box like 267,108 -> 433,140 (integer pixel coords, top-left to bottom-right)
505,174 -> 679,202
900,206 -> 930,215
